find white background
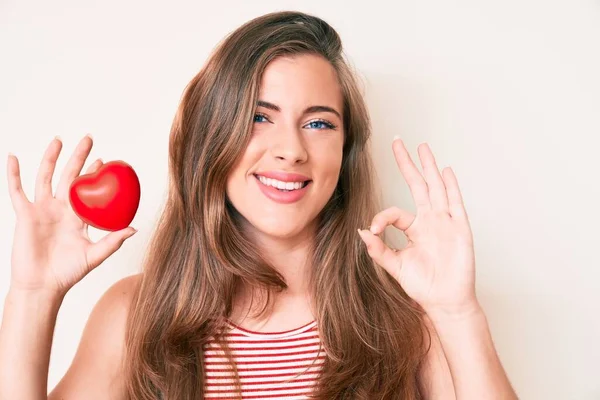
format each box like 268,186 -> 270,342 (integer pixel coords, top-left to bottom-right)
1,1 -> 599,398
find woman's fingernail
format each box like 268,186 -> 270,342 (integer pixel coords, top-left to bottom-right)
55,135 -> 61,141
393,135 -> 401,142
370,225 -> 378,234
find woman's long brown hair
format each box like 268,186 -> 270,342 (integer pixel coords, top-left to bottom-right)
124,10 -> 428,399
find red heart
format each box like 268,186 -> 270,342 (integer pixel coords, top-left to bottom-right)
69,161 -> 141,231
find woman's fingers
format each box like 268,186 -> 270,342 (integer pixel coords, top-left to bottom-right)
392,138 -> 431,210
34,137 -> 63,202
6,154 -> 30,214
55,134 -> 94,200
357,229 -> 401,281
442,167 -> 468,220
86,227 -> 137,271
369,206 -> 415,235
84,158 -> 103,175
417,143 -> 449,212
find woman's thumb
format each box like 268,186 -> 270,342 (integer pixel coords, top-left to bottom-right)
86,227 -> 137,269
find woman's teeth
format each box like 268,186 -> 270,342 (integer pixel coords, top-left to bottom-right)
256,175 -> 307,191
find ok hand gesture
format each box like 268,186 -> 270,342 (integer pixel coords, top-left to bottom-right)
358,138 -> 478,317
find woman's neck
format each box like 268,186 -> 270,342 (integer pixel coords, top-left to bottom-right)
231,222 -> 317,328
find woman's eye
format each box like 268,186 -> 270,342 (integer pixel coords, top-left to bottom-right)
305,120 -> 336,130
253,114 -> 335,130
253,114 -> 268,123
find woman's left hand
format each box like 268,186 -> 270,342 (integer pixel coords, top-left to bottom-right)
358,137 -> 479,318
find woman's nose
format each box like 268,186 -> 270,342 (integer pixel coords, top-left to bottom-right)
270,127 -> 308,164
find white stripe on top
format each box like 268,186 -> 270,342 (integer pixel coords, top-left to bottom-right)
203,320 -> 325,399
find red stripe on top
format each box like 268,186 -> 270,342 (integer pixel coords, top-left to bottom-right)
203,320 -> 324,399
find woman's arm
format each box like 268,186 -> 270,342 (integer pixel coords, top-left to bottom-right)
423,305 -> 517,399
48,275 -> 139,399
0,275 -> 137,400
418,315 -> 456,399
418,306 -> 515,399
0,289 -> 63,400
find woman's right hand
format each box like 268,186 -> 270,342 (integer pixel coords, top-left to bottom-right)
6,135 -> 137,297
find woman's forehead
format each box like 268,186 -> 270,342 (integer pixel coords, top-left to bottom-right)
257,54 -> 343,111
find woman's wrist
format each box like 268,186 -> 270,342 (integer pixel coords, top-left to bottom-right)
424,299 -> 485,328
6,285 -> 66,313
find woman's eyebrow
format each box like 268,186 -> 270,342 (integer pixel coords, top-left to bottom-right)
257,100 -> 341,119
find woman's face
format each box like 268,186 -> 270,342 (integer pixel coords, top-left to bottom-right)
226,54 -> 344,241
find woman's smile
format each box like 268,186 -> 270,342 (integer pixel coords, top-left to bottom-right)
253,173 -> 313,204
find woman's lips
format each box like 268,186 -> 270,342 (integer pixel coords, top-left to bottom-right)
254,175 -> 312,204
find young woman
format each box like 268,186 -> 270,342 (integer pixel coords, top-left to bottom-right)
0,11 -> 517,400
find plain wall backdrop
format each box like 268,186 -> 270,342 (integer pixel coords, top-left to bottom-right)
1,0 -> 599,398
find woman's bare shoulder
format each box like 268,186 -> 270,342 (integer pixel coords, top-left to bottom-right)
48,273 -> 143,400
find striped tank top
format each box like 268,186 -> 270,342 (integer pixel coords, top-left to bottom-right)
203,319 -> 325,399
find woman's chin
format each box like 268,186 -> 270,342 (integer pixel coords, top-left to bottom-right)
263,226 -> 304,240
252,220 -> 312,241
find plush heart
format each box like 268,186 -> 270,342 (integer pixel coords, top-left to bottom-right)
69,161 -> 141,231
